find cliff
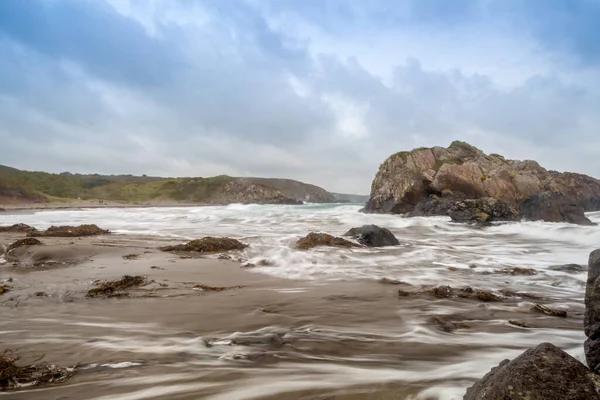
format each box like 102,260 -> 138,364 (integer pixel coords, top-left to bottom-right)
364,141 -> 600,215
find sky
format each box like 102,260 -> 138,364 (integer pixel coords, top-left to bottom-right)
0,0 -> 599,194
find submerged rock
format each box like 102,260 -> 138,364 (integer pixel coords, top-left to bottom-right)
0,223 -> 36,234
464,343 -> 600,400
343,225 -> 399,247
531,303 -> 567,318
585,249 -> 600,372
0,352 -> 75,390
518,191 -> 595,225
296,232 -> 360,250
87,275 -> 147,298
160,237 -> 248,253
448,198 -> 519,224
494,267 -> 537,276
29,224 -> 109,237
549,263 -> 587,273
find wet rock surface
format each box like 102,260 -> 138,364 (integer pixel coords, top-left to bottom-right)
87,275 -> 147,298
6,238 -> 42,254
518,191 -> 595,225
464,343 -> 600,400
29,224 -> 109,237
296,232 -> 360,250
160,237 -> 248,253
448,198 -> 519,224
586,249 -> 600,372
343,225 -> 400,247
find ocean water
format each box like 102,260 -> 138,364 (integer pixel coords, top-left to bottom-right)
1,204 -> 599,399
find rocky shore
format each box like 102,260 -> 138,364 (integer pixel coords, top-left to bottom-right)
364,141 -> 600,225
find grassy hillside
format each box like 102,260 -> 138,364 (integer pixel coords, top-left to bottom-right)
0,165 -> 234,203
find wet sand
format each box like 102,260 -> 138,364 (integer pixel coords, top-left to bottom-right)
0,232 -> 587,399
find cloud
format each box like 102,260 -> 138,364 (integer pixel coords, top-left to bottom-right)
0,0 -> 598,194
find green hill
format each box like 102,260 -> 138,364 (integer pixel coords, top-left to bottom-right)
0,165 -> 343,205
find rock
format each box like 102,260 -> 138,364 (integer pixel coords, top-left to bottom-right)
508,319 -> 530,328
160,237 -> 248,253
518,191 -> 596,225
0,223 -> 36,233
6,238 -> 42,253
531,303 -> 567,318
585,249 -> 600,372
549,263 -> 587,273
87,275 -> 147,298
342,225 -> 400,247
464,342 -> 600,400
494,267 -> 537,276
364,142 -> 600,222
29,224 -> 109,237
296,232 -> 360,251
448,198 -> 519,224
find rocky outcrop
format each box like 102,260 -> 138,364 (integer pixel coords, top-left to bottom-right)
519,191 -> 595,225
0,223 -> 36,233
365,141 -> 600,224
28,224 -> 109,237
211,180 -> 302,205
243,178 -> 336,203
464,343 -> 600,400
448,198 -> 519,224
585,249 -> 600,372
343,225 -> 400,247
160,237 -> 248,253
296,233 -> 360,250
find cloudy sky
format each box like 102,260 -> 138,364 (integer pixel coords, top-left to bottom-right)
1,0 -> 599,194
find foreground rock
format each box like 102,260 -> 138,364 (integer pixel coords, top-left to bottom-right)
161,237 -> 248,253
0,223 -> 36,233
343,225 -> 399,247
29,224 -> 109,237
585,249 -> 600,372
448,198 -> 518,224
0,352 -> 75,390
519,191 -> 595,225
464,343 -> 600,399
6,238 -> 42,253
296,232 -> 360,250
364,141 -> 600,224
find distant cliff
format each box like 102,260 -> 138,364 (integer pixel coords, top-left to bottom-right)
364,141 -> 600,215
0,165 -> 344,205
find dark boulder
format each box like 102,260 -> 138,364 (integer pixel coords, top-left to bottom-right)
448,198 -> 519,224
518,191 -> 595,226
549,263 -> 586,273
404,195 -> 455,217
464,342 -> 600,400
343,225 -> 400,247
585,249 -> 600,372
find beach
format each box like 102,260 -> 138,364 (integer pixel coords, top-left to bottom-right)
0,204 -> 597,399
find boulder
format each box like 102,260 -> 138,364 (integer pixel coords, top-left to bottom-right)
343,225 -> 400,247
448,198 -> 519,224
404,194 -> 459,217
585,249 -> 600,372
6,238 -> 42,253
296,232 -> 360,250
363,142 -> 600,223
160,237 -> 248,253
518,191 -> 595,225
464,343 -> 600,400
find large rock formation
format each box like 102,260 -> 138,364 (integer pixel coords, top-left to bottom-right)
585,249 -> 600,372
519,191 -> 595,225
364,141 -> 600,224
464,343 -> 600,399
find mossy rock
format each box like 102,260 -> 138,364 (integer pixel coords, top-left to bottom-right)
160,237 -> 248,253
296,232 -> 360,250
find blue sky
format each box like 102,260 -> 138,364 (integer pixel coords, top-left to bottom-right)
0,0 -> 599,193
